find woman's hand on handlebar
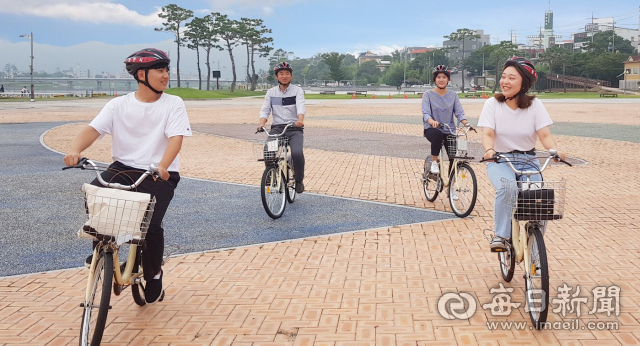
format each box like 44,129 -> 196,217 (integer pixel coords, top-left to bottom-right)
428,119 -> 439,128
554,150 -> 567,162
295,120 -> 304,128
481,149 -> 497,162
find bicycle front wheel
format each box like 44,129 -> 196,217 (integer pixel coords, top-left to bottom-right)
449,162 -> 477,217
80,250 -> 113,346
499,238 -> 515,282
525,226 -> 549,330
286,163 -> 296,203
261,166 -> 286,219
423,158 -> 439,202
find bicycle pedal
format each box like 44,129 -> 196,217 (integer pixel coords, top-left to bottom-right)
491,248 -> 505,253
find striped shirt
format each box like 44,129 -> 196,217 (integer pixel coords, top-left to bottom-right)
421,89 -> 466,134
259,84 -> 306,125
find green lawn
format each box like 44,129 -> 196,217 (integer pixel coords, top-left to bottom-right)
164,88 -> 265,99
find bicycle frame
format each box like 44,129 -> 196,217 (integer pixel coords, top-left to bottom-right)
260,123 -> 295,193
435,124 -> 474,188
85,244 -> 142,302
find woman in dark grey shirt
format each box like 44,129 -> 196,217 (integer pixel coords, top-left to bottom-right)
422,65 -> 470,174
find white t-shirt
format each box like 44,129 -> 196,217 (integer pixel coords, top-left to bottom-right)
477,97 -> 553,153
89,92 -> 192,172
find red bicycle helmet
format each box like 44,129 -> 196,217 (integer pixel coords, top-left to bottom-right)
124,48 -> 170,94
432,65 -> 451,80
503,56 -> 538,92
125,48 -> 170,75
274,61 -> 293,75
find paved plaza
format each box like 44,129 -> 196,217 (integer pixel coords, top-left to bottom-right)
0,97 -> 639,345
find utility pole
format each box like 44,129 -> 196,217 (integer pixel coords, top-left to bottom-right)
19,30 -> 34,101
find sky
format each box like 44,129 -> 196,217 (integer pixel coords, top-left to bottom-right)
0,0 -> 638,75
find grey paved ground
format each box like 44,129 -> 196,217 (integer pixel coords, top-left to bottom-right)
0,122 -> 452,277
193,123 -> 588,166
194,123 -> 430,160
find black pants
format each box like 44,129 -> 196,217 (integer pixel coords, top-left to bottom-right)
90,161 -> 180,281
270,126 -> 304,183
424,127 -> 456,176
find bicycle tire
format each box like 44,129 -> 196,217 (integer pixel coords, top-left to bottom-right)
131,247 -> 146,306
525,226 -> 549,330
448,162 -> 477,217
286,162 -> 296,203
423,158 -> 439,202
261,166 -> 286,219
499,238 -> 515,282
80,250 -> 113,346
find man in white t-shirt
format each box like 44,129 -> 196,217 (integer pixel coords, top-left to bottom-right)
64,48 -> 192,304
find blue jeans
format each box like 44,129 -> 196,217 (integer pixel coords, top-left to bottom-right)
486,154 -> 542,238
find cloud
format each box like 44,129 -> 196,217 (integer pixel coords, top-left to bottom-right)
0,0 -> 163,27
349,44 -> 405,56
207,0 -> 304,15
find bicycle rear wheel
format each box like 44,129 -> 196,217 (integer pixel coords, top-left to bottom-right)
286,161 -> 296,203
423,158 -> 439,202
261,166 -> 286,219
131,247 -> 146,306
80,250 -> 113,346
449,162 -> 477,217
525,226 -> 549,330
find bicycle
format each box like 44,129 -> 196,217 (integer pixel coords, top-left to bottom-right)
421,123 -> 480,217
63,158 -> 179,346
255,123 -> 298,219
481,149 -> 571,329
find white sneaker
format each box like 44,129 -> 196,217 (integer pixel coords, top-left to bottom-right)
430,161 -> 440,174
451,190 -> 459,201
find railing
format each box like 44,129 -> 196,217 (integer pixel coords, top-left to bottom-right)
546,74 -> 611,88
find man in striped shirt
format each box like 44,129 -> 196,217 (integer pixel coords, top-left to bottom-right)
258,62 -> 306,193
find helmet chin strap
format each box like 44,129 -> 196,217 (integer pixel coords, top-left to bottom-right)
140,68 -> 163,94
278,81 -> 290,87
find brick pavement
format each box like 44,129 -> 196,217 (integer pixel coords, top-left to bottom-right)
2,99 -> 640,345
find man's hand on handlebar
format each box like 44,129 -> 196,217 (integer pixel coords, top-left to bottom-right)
64,152 -> 83,166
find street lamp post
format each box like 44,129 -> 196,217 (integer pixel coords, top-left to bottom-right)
482,52 -> 485,77
403,46 -> 407,89
19,31 -> 34,102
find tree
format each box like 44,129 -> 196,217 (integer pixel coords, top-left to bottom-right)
539,46 -> 574,92
383,63 -> 404,86
210,12 -> 241,92
444,28 -> 480,92
486,41 -> 519,92
155,4 -> 193,88
586,30 -> 635,55
184,16 -> 207,90
239,18 -> 273,90
320,52 -> 346,82
357,60 -> 382,85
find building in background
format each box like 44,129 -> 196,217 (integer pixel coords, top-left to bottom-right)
621,55 -> 640,91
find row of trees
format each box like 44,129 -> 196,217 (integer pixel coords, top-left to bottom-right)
264,48 -> 451,87
155,4 -> 273,92
463,30 -> 636,89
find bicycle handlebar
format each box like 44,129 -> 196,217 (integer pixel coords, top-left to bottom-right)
62,158 -> 159,190
479,149 -> 572,176
255,122 -> 301,136
437,123 -> 476,136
